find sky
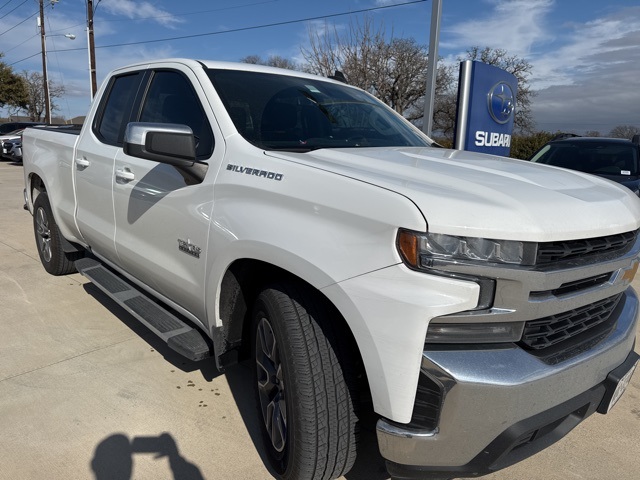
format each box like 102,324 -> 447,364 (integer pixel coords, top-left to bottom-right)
0,0 -> 638,135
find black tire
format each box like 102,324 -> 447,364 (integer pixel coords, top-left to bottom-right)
33,192 -> 82,275
251,282 -> 359,480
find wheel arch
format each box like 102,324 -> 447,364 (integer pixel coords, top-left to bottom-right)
27,173 -> 84,254
214,259 -> 368,391
28,172 -> 47,204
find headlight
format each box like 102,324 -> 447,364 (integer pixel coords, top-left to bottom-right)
397,229 -> 537,268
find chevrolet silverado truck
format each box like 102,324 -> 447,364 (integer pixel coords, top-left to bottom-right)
22,59 -> 640,480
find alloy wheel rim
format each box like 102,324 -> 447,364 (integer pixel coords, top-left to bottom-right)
255,316 -> 287,453
35,207 -> 52,263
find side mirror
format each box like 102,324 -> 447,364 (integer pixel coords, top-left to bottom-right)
123,122 -> 196,167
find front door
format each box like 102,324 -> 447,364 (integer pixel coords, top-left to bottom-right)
112,68 -> 220,322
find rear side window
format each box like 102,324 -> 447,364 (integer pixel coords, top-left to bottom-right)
139,70 -> 214,159
95,72 -> 142,146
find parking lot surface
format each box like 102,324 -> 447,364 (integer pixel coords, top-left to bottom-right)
1,160 -> 639,479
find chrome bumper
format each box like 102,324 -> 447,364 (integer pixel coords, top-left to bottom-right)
377,288 -> 638,471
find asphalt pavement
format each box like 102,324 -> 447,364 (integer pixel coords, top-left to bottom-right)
1,159 -> 638,480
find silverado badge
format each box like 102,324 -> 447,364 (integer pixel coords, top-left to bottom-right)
178,238 -> 202,259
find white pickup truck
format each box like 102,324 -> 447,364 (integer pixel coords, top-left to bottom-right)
23,59 -> 640,480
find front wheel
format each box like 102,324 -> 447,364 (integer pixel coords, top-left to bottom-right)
251,282 -> 359,480
32,192 -> 82,275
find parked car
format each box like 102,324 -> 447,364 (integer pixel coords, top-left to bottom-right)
0,129 -> 25,160
2,137 -> 22,162
530,135 -> 640,195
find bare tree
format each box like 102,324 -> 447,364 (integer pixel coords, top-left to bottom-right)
17,71 -> 65,122
301,17 -> 439,120
585,130 -> 601,137
431,47 -> 537,140
240,54 -> 300,71
465,46 -> 536,134
414,62 -> 457,133
608,125 -> 640,140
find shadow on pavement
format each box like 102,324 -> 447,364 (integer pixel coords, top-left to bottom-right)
91,432 -> 203,480
83,282 -> 389,479
82,283 -> 220,381
225,362 -> 390,480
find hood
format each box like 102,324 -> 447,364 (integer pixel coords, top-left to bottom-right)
266,147 -> 640,242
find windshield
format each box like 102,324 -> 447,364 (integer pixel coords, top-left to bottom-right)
206,69 -> 431,152
531,141 -> 639,176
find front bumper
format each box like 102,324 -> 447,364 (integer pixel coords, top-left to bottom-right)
377,288 -> 639,478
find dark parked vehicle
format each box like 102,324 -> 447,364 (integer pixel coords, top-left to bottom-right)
530,135 -> 640,195
0,122 -> 45,135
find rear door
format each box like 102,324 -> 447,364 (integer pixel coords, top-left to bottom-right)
112,67 -> 220,321
75,71 -> 145,265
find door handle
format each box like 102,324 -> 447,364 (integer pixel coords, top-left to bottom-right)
115,168 -> 135,182
75,157 -> 90,168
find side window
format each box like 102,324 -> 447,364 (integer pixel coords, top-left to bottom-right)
95,73 -> 142,146
139,70 -> 214,159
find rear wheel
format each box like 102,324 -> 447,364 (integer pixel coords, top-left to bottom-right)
33,192 -> 82,275
251,282 -> 359,480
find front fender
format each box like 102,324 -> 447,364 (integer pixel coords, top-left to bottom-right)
322,264 -> 479,423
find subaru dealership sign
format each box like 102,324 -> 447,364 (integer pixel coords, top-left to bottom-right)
454,60 -> 518,156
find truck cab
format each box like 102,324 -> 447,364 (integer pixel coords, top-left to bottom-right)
22,59 -> 640,480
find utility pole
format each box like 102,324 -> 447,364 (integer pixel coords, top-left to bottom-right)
39,0 -> 51,123
422,0 -> 442,137
87,0 -> 97,99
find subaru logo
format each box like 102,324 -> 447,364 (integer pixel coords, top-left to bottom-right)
487,82 -> 515,124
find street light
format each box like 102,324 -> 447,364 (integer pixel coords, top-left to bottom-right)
41,32 -> 75,124
38,0 -> 75,124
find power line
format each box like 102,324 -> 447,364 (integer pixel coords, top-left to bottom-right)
0,0 -> 16,13
55,0 -> 428,52
0,9 -> 38,36
8,0 -> 427,65
8,50 -> 40,65
2,32 -> 38,54
0,0 -> 28,20
92,0 -> 279,24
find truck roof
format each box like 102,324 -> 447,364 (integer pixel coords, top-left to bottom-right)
109,58 -> 346,84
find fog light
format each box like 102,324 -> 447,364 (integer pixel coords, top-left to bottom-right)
426,322 -> 524,344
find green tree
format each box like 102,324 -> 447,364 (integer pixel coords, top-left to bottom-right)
509,131 -> 555,160
0,53 -> 28,111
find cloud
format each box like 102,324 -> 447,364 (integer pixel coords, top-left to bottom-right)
440,1 -> 639,133
375,0 -> 410,5
442,0 -> 554,57
530,6 -> 640,133
530,6 -> 640,88
100,0 -> 184,28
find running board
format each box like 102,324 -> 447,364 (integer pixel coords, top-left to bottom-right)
75,258 -> 211,361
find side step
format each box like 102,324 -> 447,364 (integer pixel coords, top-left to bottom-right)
75,257 -> 211,361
